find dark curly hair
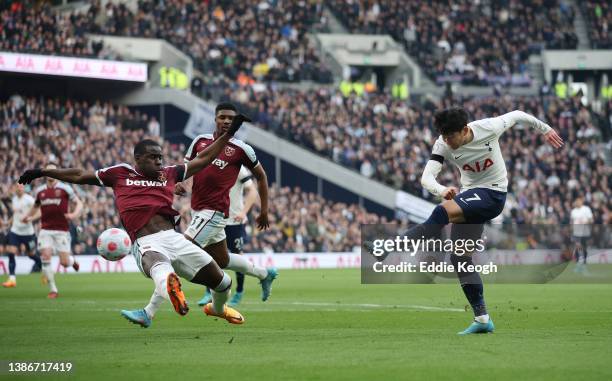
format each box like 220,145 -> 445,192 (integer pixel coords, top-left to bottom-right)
434,107 -> 469,135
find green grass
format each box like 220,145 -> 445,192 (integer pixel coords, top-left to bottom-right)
1,269 -> 612,381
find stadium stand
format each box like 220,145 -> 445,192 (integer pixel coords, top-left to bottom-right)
328,0 -> 579,85
220,84 -> 611,226
581,0 -> 612,48
0,2 -> 120,59
0,95 -> 381,253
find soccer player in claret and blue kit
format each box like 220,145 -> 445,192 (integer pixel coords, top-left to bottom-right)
18,115 -> 252,327
406,107 -> 564,334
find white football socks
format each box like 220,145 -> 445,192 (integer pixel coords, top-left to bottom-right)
144,290 -> 165,319
211,272 -> 232,315
227,253 -> 267,279
475,314 -> 490,323
43,262 -> 57,293
149,262 -> 173,301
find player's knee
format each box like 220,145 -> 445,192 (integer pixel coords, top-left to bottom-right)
40,249 -> 53,261
141,251 -> 171,277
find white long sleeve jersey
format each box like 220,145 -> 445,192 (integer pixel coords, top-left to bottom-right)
421,110 -> 552,196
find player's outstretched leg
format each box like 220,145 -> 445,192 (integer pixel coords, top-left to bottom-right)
203,272 -> 244,324
225,253 -> 278,300
404,204 -> 449,240
120,309 -> 152,328
259,268 -> 278,302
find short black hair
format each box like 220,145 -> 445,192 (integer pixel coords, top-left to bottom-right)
434,107 -> 469,135
215,102 -> 237,114
134,139 -> 161,157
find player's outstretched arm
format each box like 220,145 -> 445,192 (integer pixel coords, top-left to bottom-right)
18,168 -> 101,186
251,164 -> 270,230
184,114 -> 251,179
495,110 -> 563,148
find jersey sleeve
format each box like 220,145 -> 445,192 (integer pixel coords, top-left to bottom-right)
95,166 -> 121,187
477,110 -> 553,137
165,165 -> 187,183
63,184 -> 76,200
239,143 -> 259,169
184,137 -> 201,162
430,137 -> 449,163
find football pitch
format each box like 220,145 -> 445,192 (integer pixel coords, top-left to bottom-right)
1,268 -> 611,381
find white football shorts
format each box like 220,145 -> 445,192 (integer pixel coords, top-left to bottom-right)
38,229 -> 71,254
184,209 -> 227,248
131,229 -> 213,280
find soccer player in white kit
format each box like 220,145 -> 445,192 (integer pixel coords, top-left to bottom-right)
223,166 -> 258,306
2,184 -> 42,288
570,196 -> 594,273
406,107 -> 564,334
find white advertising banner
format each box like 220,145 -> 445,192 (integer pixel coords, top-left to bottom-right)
0,252 -> 362,275
0,52 -> 148,82
1,250 -> 609,275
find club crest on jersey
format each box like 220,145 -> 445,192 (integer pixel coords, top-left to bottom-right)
463,159 -> 494,172
224,146 -> 236,157
158,172 -> 167,182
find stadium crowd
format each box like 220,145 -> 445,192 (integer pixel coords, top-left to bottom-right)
0,2 -> 120,59
581,0 -> 612,49
222,83 -> 611,227
328,0 -> 578,86
0,95 -> 377,254
0,0 -> 332,83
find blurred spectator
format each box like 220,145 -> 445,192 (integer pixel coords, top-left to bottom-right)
328,0 -> 579,86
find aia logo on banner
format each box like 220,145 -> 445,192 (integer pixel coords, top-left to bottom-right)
463,159 -> 494,172
224,147 -> 235,157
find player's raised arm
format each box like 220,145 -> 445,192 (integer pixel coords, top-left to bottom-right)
184,114 -> 251,179
18,168 -> 100,186
251,164 -> 270,230
492,110 -> 564,148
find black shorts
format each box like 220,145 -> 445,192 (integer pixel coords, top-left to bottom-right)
7,232 -> 37,252
454,188 -> 507,224
225,224 -> 247,253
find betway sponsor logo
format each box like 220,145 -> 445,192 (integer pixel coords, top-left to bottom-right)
40,198 -> 62,206
126,179 -> 168,187
212,158 -> 228,169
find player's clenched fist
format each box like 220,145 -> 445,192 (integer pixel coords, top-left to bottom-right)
228,114 -> 252,135
441,186 -> 459,200
18,169 -> 44,184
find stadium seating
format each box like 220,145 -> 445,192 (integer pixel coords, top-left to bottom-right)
328,0 -> 579,85
0,2 -> 120,59
581,0 -> 612,48
0,95 -> 380,253
222,84 -> 611,227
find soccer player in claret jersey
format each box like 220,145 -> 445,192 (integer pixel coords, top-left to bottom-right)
405,107 -> 564,334
18,115 -> 250,327
177,103 -> 277,307
2,184 -> 42,288
21,164 -> 83,298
